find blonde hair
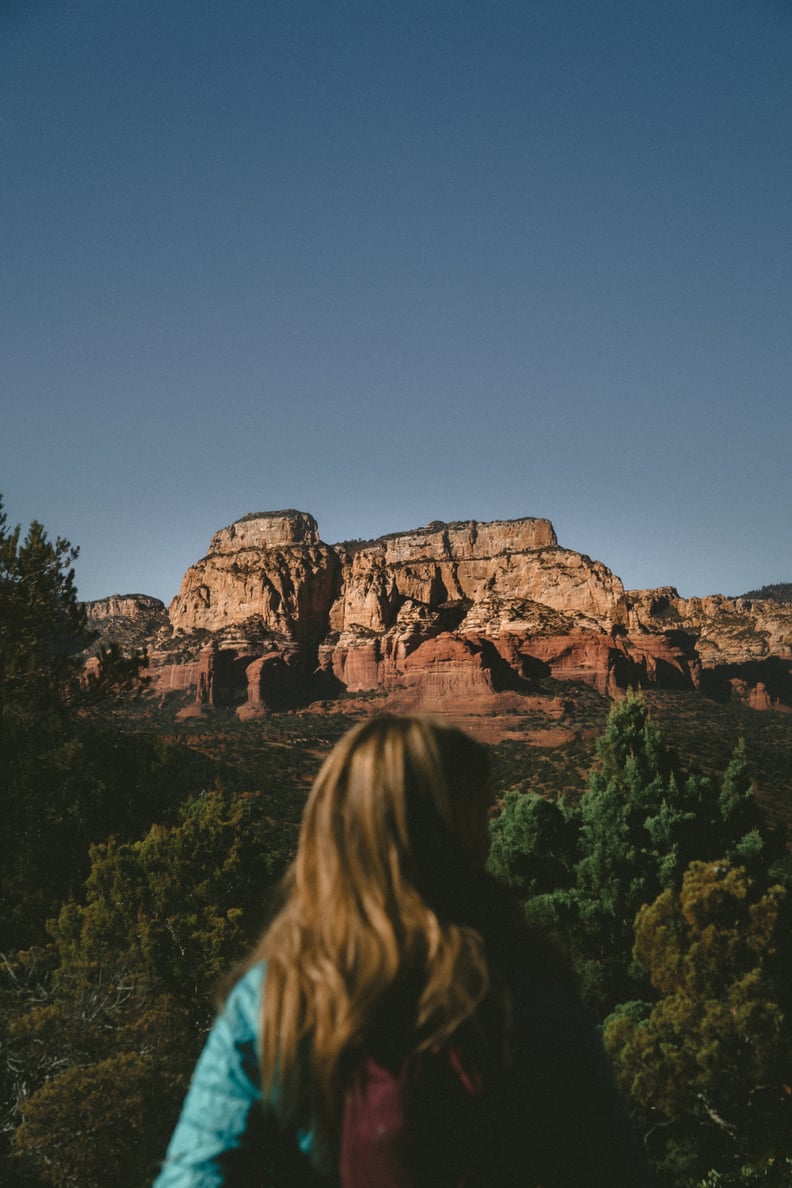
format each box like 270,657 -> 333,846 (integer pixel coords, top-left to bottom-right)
252,714 -> 503,1166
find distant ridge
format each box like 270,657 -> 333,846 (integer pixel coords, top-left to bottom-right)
738,582 -> 792,604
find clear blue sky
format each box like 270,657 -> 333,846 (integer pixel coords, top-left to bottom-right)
2,0 -> 790,604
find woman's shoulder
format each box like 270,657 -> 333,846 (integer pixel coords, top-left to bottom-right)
225,960 -> 266,1011
152,962 -> 270,1185
217,960 -> 267,1056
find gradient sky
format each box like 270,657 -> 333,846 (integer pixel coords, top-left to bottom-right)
2,0 -> 790,605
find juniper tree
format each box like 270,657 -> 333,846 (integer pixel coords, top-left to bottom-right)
7,786 -> 297,1188
604,860 -> 792,1186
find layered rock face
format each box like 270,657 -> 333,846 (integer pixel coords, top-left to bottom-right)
84,594 -> 169,654
624,588 -> 792,709
95,511 -> 791,721
209,510 -> 320,553
626,589 -> 792,664
329,522 -> 625,635
169,511 -> 340,648
86,594 -> 167,621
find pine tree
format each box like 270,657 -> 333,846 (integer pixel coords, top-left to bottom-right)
0,496 -> 87,735
488,789 -> 578,902
0,498 -> 93,945
0,497 -> 167,947
568,692 -> 699,1010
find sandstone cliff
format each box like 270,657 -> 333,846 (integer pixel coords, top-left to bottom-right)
626,588 -> 792,664
169,511 -> 340,648
623,587 -> 792,711
329,521 -> 624,635
85,594 -> 169,654
88,511 -> 792,724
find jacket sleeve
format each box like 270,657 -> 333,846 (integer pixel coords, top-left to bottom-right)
153,963 -> 269,1187
506,966 -> 655,1188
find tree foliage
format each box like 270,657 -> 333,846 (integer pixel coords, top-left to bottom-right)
1,499 -> 92,946
605,861 -> 792,1186
738,582 -> 792,605
0,497 -> 87,727
13,1052 -> 176,1188
489,789 -> 578,902
0,498 -> 192,949
490,692 -> 789,1184
5,787 -> 297,1187
489,692 -> 785,1019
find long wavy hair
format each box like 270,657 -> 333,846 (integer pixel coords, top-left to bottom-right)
252,714 -> 513,1167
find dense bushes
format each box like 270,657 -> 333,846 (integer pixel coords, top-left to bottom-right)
490,693 -> 791,1186
5,788 -> 297,1186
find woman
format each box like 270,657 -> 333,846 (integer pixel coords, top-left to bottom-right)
155,715 -> 651,1186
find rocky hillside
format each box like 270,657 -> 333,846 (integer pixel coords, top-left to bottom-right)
85,594 -> 169,652
85,511 -> 792,731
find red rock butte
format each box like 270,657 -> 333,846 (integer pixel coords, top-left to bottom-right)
85,511 -> 792,732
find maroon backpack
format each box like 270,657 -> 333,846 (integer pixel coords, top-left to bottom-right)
339,1046 -> 487,1188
